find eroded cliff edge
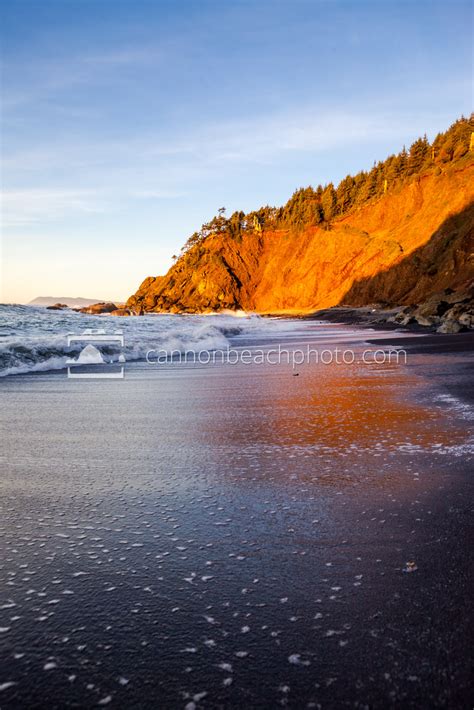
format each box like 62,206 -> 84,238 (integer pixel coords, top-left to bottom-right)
127,160 -> 473,317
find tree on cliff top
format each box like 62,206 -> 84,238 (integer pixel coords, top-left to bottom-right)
178,114 -> 473,254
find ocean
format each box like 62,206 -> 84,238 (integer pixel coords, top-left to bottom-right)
0,305 -> 302,377
0,305 -> 473,707
0,304 -> 401,378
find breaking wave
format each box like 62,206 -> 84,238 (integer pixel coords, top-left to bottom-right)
0,305 -> 291,377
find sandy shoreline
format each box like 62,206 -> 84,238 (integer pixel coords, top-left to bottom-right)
367,331 -> 474,407
309,309 -> 474,405
0,323 -> 472,708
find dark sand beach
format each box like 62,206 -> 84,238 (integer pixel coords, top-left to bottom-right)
367,331 -> 474,405
0,324 -> 473,709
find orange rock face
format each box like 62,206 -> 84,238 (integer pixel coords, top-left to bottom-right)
78,302 -> 118,314
127,161 -> 474,314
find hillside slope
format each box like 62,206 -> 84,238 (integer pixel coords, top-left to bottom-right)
127,159 -> 474,314
29,296 -> 108,308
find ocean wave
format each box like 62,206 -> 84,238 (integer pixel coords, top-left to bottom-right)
0,304 -> 307,377
0,325 -> 233,377
0,306 -> 240,377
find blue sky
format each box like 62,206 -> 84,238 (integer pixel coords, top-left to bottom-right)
1,0 -> 472,303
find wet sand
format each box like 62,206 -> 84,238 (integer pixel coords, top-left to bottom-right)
367,331 -> 474,405
0,327 -> 473,709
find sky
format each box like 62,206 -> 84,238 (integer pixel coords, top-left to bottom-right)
1,0 -> 472,304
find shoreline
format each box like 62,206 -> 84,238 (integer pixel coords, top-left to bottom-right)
304,306 -> 474,406
17,299 -> 474,338
367,331 -> 474,407
0,320 -> 473,707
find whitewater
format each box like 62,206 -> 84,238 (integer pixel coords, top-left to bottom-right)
0,304 -> 306,377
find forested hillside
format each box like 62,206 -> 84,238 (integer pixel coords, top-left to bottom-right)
127,116 -> 474,317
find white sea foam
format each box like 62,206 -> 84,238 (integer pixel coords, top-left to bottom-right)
0,305 -> 291,377
434,393 -> 474,421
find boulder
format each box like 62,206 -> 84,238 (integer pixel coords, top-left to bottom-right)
109,309 -> 132,316
397,314 -> 415,326
46,303 -> 69,310
78,302 -> 118,314
437,320 -> 463,334
438,300 -> 474,331
413,297 -> 450,320
390,307 -> 415,326
407,289 -> 474,331
415,314 -> 440,327
458,311 -> 474,329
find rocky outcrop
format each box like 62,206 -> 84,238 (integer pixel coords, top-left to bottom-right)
77,302 -> 118,314
73,303 -> 132,316
109,308 -> 133,316
46,303 -> 69,310
127,160 -> 474,319
389,287 -> 474,332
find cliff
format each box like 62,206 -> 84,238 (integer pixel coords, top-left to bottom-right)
127,159 -> 474,315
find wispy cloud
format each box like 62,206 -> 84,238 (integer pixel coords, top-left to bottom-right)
1,185 -> 186,227
1,103 -> 463,228
175,101 -> 465,164
1,189 -> 105,227
185,110 -> 391,162
5,103 -> 443,176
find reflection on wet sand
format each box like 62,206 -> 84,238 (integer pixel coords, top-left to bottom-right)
0,333 -> 472,708
169,348 -> 470,493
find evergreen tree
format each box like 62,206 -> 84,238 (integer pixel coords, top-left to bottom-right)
336,176 -> 354,214
321,183 -> 337,221
358,166 -> 378,202
407,135 -> 430,174
178,114 -> 473,254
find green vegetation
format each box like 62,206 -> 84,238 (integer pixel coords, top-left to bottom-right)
181,114 -> 473,254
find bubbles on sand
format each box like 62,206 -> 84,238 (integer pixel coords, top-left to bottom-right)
0,317 -> 472,707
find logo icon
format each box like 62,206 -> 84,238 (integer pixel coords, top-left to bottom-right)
66,330 -> 125,378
